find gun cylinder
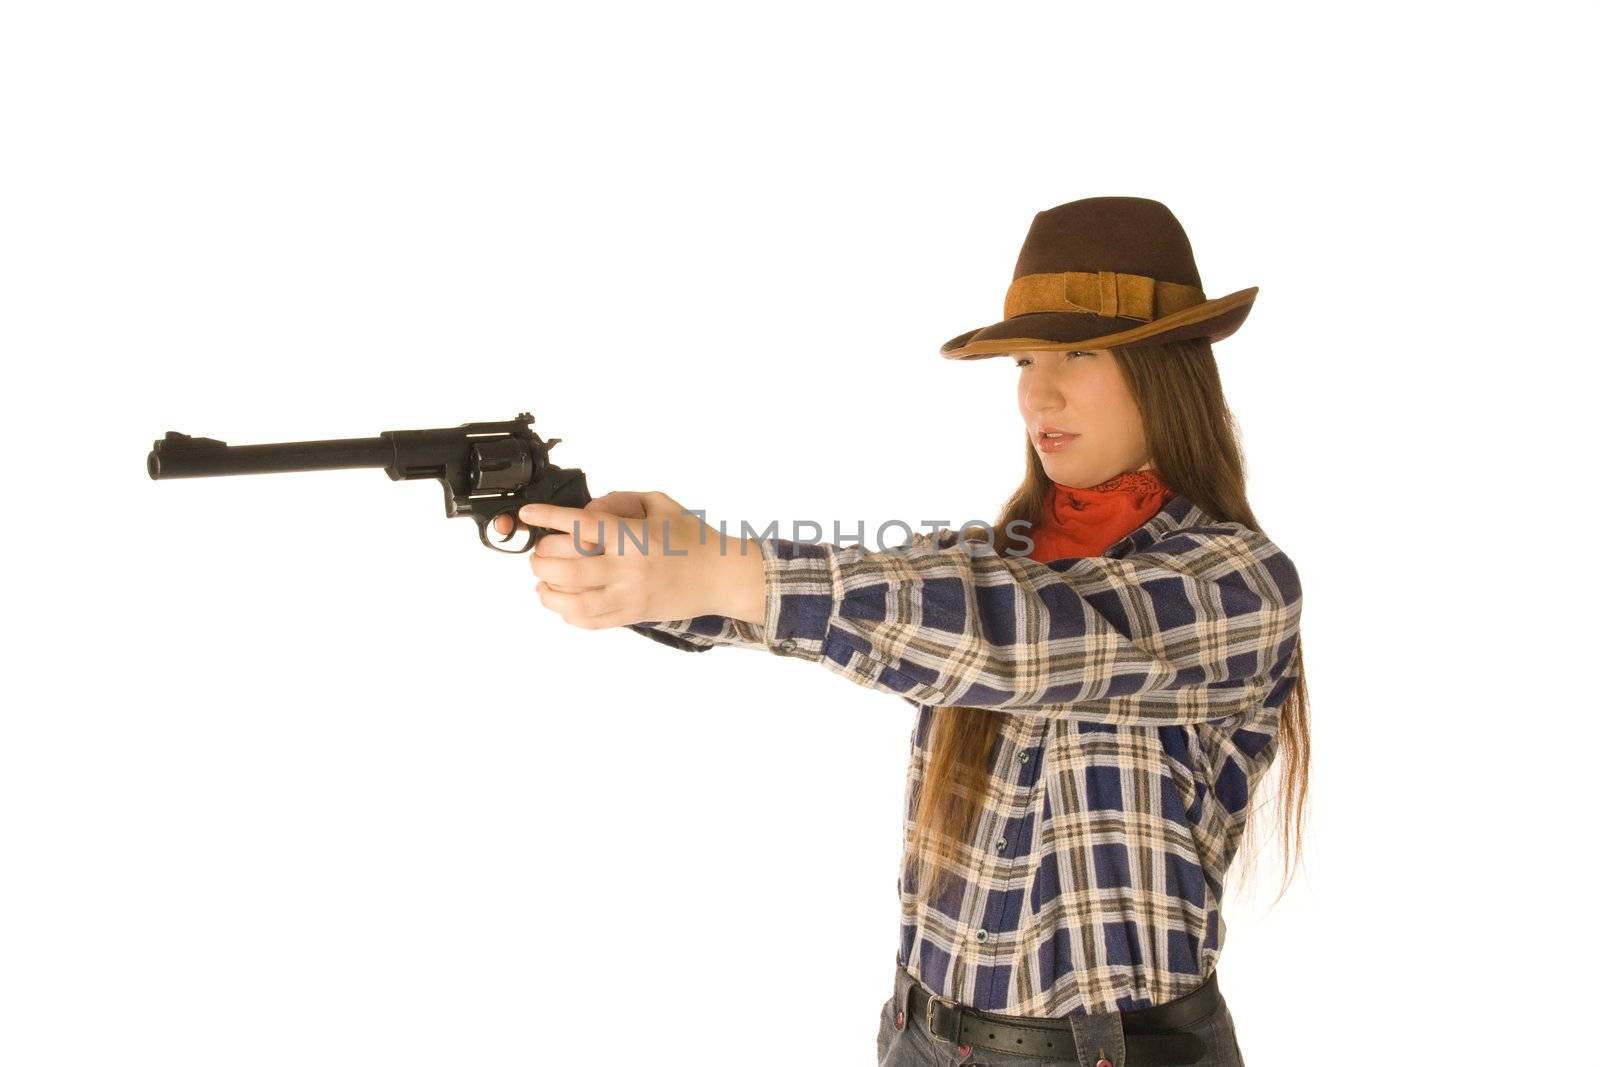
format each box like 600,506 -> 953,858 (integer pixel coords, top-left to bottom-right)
147,436 -> 395,479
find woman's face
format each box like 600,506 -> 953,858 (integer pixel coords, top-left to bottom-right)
1013,348 -> 1153,486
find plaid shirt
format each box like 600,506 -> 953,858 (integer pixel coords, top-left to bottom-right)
628,493 -> 1303,1016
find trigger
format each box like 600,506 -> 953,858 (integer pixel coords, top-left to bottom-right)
477,510 -> 523,553
493,513 -> 517,543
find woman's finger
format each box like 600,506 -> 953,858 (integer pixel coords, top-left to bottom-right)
493,513 -> 603,554
535,581 -> 631,623
532,532 -> 602,559
531,552 -> 612,589
492,513 -> 602,556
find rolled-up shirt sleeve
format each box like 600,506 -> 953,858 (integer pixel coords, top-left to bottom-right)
756,526 -> 1303,725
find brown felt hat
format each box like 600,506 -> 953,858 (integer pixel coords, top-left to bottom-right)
940,196 -> 1257,359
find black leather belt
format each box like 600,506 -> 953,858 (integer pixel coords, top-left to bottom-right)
907,970 -> 1218,1065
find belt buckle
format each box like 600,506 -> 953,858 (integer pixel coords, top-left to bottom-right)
923,992 -> 960,1044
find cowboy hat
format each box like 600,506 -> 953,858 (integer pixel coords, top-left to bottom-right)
940,196 -> 1257,359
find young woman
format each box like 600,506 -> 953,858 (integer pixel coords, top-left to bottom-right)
498,197 -> 1308,1067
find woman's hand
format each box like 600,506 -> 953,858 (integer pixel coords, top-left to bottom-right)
491,490 -> 766,630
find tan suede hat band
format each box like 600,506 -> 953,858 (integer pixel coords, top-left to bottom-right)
1002,270 -> 1208,324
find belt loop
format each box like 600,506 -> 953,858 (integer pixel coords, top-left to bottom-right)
1067,1009 -> 1126,1067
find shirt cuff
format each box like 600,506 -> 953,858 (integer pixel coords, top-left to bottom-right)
759,536 -> 835,661
625,622 -> 716,652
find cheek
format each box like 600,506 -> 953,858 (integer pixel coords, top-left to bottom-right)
1077,372 -> 1137,427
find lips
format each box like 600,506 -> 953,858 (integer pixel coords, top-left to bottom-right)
1034,426 -> 1080,454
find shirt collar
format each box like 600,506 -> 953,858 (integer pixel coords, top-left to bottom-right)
1100,492 -> 1212,559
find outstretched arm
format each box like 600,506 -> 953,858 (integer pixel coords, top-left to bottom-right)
748,524 -> 1302,725
504,496 -> 1302,726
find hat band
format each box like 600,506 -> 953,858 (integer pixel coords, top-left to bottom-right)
1003,270 -> 1207,323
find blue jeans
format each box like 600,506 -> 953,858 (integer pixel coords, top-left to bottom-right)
877,962 -> 1246,1067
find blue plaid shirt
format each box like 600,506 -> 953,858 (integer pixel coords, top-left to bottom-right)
629,493 -> 1303,1016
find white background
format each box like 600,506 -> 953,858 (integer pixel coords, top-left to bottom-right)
3,2 -> 1595,1064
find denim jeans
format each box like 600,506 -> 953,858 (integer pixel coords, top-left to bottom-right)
876,962 -> 1246,1067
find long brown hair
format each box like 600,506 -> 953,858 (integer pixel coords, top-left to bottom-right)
908,337 -> 1311,910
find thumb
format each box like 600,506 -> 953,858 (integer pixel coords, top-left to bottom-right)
587,490 -> 649,520
640,490 -> 688,517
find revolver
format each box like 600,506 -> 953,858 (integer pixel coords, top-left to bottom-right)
147,411 -> 593,554
147,411 -> 711,653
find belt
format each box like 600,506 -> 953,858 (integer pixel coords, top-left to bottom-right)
906,970 -> 1218,1065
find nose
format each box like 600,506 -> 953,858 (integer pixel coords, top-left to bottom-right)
1021,375 -> 1066,419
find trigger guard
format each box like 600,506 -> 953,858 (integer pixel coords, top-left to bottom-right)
481,509 -> 535,554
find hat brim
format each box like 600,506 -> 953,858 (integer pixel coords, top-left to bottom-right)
939,285 -> 1258,359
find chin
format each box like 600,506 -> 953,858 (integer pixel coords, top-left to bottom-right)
1039,457 -> 1085,484
1042,453 -> 1121,488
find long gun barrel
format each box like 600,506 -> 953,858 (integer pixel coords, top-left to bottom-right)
148,434 -> 396,477
148,411 -> 588,554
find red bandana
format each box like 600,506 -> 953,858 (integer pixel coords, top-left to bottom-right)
1025,468 -> 1175,563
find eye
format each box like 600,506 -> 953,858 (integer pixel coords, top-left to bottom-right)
1015,350 -> 1088,367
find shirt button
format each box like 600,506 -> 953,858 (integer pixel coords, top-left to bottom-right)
777,638 -> 797,653
1017,752 -> 1029,763
975,928 -> 989,943
995,838 -> 1007,852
